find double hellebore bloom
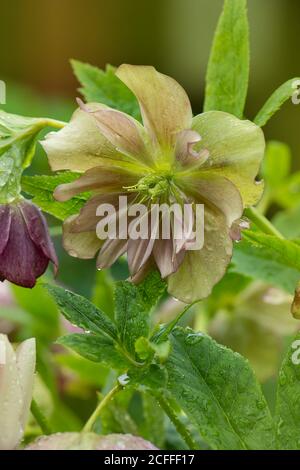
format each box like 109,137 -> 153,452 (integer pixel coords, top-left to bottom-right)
0,199 -> 58,288
0,334 -> 36,450
42,65 -> 265,302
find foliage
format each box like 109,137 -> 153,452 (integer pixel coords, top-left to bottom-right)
1,0 -> 300,452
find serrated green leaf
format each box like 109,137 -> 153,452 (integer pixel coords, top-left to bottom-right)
128,363 -> 167,392
254,78 -> 300,127
204,0 -> 249,118
21,173 -> 88,220
44,283 -> 118,340
91,270 -> 115,320
232,231 -> 300,293
243,231 -> 300,272
275,332 -> 300,449
57,333 -> 129,370
139,393 -> 166,448
115,271 -> 166,356
165,327 -> 275,450
71,60 -> 141,120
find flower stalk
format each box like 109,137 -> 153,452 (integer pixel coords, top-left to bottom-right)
82,384 -> 121,433
245,206 -> 284,239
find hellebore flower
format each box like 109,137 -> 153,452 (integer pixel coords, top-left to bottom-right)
26,432 -> 157,450
42,65 -> 265,302
0,334 -> 36,450
0,199 -> 58,288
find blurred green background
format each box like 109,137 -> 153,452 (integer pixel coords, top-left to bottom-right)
0,0 -> 299,295
0,0 -> 299,158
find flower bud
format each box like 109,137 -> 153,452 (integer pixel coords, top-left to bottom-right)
0,200 -> 58,288
26,432 -> 157,450
0,335 -> 36,450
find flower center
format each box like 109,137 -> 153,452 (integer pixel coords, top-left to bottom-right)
126,174 -> 173,201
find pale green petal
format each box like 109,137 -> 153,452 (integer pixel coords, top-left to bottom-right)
116,64 -> 193,151
54,166 -> 136,202
167,209 -> 232,303
0,335 -> 24,450
97,238 -> 128,269
191,111 -> 265,206
79,103 -> 153,165
73,193 -> 121,232
179,173 -> 243,226
62,215 -> 102,259
41,104 -> 148,173
15,338 -> 36,430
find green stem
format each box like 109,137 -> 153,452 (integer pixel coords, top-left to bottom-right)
117,344 -> 145,368
44,118 -> 67,129
152,300 -> 201,344
245,206 -> 284,239
82,384 -> 121,433
30,399 -> 52,435
156,395 -> 198,450
255,189 -> 272,215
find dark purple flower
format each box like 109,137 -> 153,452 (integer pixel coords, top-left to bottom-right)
0,200 -> 58,288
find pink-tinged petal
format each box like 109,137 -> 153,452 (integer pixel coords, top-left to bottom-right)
127,206 -> 159,275
54,166 -> 136,202
72,193 -> 121,232
116,65 -> 193,150
229,218 -> 250,242
0,205 -> 11,254
26,432 -> 158,450
72,193 -> 136,234
20,201 -> 58,273
153,238 -> 185,279
130,257 -> 153,284
96,238 -> 128,269
167,208 -> 233,303
192,111 -> 265,206
77,99 -> 152,165
172,203 -> 195,254
175,130 -> 209,167
15,338 -> 36,430
63,215 -> 102,259
0,335 -> 24,450
181,174 -> 243,227
41,104 -> 141,173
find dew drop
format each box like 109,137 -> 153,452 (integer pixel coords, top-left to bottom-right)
185,332 -> 204,345
118,373 -> 130,386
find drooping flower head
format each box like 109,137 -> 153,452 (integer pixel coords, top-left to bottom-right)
42,65 -> 265,302
0,199 -> 58,288
0,334 -> 36,450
